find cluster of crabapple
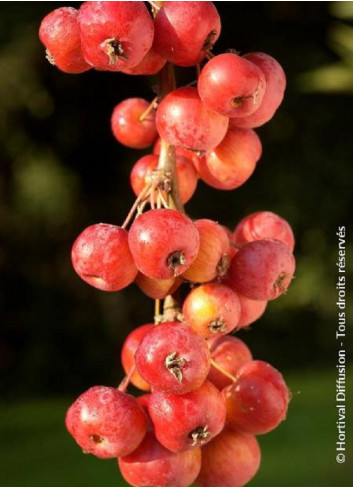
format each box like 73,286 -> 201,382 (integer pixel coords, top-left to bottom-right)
40,1 -> 295,487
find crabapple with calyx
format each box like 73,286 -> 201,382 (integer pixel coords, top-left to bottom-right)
148,380 -> 226,453
65,386 -> 147,458
128,208 -> 200,280
135,321 -> 211,395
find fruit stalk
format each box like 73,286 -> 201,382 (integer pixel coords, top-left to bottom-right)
157,62 -> 184,213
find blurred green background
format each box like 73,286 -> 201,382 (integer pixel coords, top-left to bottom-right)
0,1 -> 352,486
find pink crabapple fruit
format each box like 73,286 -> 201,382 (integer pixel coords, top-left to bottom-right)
195,426 -> 261,487
156,87 -> 229,152
153,1 -> 221,67
118,431 -> 202,487
71,223 -> 137,292
148,380 -> 226,453
111,98 -> 158,149
65,386 -> 147,458
230,52 -> 286,128
128,208 -> 200,280
135,321 -> 211,395
39,7 -> 91,74
202,126 -> 262,190
233,210 -> 295,251
183,283 -> 241,339
198,52 -> 266,117
227,238 -> 296,301
223,360 -> 290,434
182,219 -> 230,283
78,1 -> 154,71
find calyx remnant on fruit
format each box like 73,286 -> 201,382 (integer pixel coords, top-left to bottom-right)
45,49 -> 55,66
274,271 -> 288,293
90,434 -> 104,444
165,351 -> 186,382
104,38 -> 127,64
209,318 -> 227,334
202,29 -> 218,52
216,253 -> 230,278
189,425 -> 211,446
167,251 -> 186,276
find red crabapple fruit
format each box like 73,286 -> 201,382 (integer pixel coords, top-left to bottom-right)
135,273 -> 182,300
182,219 -> 230,283
39,7 -> 91,74
233,210 -> 295,251
227,239 -> 296,300
156,87 -> 229,152
237,293 -> 268,328
71,224 -> 137,292
135,322 -> 211,394
65,386 -> 147,458
121,324 -> 154,392
198,53 -> 266,117
153,1 -> 221,67
223,360 -> 290,434
130,153 -> 198,205
149,380 -> 226,453
207,335 -> 253,390
230,52 -> 286,128
111,98 -> 158,149
78,1 -> 154,71
118,431 -> 202,487
195,427 -> 261,487
128,209 -> 200,279
201,126 -> 262,190
183,283 -> 241,339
